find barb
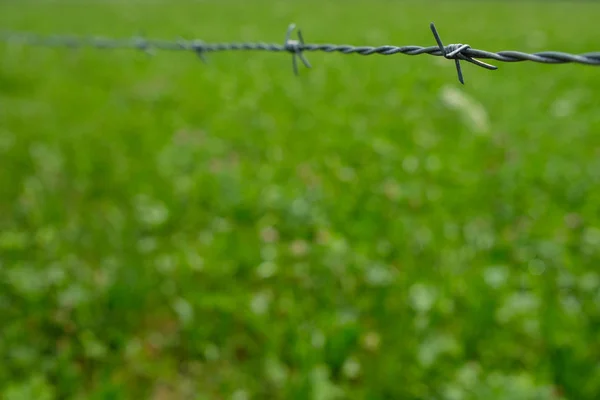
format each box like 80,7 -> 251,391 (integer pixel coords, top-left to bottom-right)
1,22 -> 600,84
429,22 -> 497,84
134,32 -> 154,56
284,23 -> 311,75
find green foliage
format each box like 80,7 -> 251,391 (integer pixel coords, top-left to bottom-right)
1,1 -> 600,399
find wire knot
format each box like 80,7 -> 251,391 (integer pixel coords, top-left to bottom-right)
134,33 -> 154,56
284,24 -> 311,75
430,23 -> 497,84
188,39 -> 208,64
444,43 -> 471,59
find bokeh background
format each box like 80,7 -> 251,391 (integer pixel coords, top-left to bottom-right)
1,1 -> 600,399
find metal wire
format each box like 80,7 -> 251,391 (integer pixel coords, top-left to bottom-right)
1,23 -> 599,84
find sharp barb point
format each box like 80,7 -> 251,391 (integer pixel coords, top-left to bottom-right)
455,59 -> 464,84
299,53 -> 312,69
196,51 -> 207,64
292,54 -> 298,76
430,22 -> 445,54
466,57 -> 497,70
285,24 -> 295,43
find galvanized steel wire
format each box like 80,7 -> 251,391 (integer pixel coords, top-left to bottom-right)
2,23 -> 600,84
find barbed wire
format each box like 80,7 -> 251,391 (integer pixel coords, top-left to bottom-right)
2,23 -> 600,84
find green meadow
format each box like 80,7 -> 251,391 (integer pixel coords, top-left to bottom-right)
1,1 -> 600,398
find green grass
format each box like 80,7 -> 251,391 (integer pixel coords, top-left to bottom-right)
1,0 -> 600,398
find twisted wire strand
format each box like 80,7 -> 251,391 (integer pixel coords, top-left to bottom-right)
2,22 -> 599,84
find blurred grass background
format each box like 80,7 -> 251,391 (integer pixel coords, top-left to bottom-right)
1,0 -> 600,399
